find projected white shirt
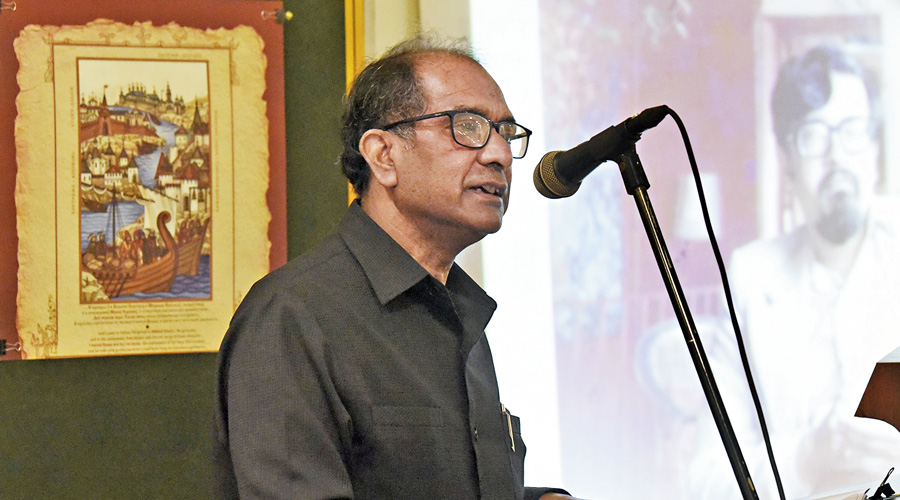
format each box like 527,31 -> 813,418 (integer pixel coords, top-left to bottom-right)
728,197 -> 900,498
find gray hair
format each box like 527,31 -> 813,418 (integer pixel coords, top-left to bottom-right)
340,33 -> 478,196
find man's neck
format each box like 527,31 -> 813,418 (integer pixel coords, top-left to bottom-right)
360,198 -> 470,284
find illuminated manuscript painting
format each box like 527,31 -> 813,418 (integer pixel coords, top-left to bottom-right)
14,20 -> 271,359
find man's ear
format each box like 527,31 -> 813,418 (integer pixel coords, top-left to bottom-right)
359,129 -> 399,189
780,148 -> 798,181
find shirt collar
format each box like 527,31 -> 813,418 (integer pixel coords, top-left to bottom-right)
338,201 -> 496,313
339,200 -> 433,304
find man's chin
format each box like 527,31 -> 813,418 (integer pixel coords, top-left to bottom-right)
815,206 -> 864,245
478,219 -> 503,237
473,206 -> 506,235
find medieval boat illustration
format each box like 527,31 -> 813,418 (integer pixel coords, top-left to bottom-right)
175,216 -> 209,277
79,71 -> 211,301
84,210 -> 179,299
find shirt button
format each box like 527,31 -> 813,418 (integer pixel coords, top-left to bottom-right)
472,427 -> 478,440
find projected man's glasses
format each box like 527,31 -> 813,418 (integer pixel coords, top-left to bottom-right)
793,117 -> 877,158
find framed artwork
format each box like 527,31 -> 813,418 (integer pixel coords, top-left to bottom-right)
1,1 -> 287,359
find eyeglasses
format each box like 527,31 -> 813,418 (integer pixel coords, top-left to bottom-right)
792,117 -> 877,158
381,110 -> 533,159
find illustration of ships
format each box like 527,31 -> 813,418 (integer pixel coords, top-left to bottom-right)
86,210 -> 179,299
174,216 -> 210,277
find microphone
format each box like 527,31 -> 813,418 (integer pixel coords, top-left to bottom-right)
533,105 -> 670,198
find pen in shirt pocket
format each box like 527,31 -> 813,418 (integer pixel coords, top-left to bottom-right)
501,404 -> 515,452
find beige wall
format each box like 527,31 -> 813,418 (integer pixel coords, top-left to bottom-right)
364,0 -> 471,57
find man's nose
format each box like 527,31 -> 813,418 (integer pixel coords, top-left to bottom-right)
479,127 -> 514,169
819,131 -> 856,168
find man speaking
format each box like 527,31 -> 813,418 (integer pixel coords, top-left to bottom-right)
214,34 -> 582,500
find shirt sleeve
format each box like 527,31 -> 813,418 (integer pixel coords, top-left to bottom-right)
215,285 -> 354,500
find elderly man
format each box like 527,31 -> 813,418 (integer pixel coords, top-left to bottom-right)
214,35 -> 580,500
728,44 -> 900,498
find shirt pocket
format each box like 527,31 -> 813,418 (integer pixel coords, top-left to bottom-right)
369,404 -> 454,492
506,410 -> 527,496
373,405 -> 444,428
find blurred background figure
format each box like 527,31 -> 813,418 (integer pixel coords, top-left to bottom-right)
727,44 -> 900,498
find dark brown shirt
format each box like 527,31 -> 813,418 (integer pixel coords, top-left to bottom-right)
215,201 -> 566,500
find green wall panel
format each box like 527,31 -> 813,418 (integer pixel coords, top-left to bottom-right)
284,0 -> 351,258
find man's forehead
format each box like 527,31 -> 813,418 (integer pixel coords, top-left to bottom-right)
415,53 -> 512,119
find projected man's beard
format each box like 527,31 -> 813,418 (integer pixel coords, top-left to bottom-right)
813,169 -> 865,245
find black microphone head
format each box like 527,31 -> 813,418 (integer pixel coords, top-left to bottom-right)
533,151 -> 581,199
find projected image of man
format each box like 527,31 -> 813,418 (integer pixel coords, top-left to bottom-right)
728,44 -> 900,498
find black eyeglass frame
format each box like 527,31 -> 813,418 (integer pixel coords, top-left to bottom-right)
380,110 -> 533,159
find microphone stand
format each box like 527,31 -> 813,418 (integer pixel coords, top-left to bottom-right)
616,146 -> 759,500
